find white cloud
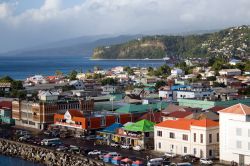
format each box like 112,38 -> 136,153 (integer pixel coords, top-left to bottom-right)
0,0 -> 249,52
0,3 -> 11,18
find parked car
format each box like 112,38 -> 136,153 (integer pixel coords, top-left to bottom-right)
18,135 -> 31,141
68,145 -> 80,154
110,142 -> 120,148
120,144 -> 132,149
88,150 -> 102,155
98,152 -> 108,160
107,152 -> 121,158
181,155 -> 199,163
82,148 -> 93,155
200,158 -> 213,165
177,162 -> 192,166
85,135 -> 96,140
133,145 -> 144,151
56,145 -> 68,152
147,158 -> 164,166
164,152 -> 177,158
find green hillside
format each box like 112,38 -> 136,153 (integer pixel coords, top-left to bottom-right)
92,25 -> 249,59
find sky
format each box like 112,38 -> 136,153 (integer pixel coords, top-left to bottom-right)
0,0 -> 249,53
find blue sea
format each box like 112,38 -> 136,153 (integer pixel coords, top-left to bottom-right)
0,56 -> 165,80
0,155 -> 43,166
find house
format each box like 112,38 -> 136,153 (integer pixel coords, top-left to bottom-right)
26,75 -> 47,84
154,118 -> 219,158
229,59 -> 241,66
38,90 -> 59,101
101,85 -> 121,95
219,104 -> 250,165
113,119 -> 155,149
54,110 -> 132,133
137,112 -> 162,123
0,83 -> 11,93
69,80 -> 85,90
219,69 -> 241,76
0,101 -> 14,124
162,111 -> 193,121
171,68 -> 184,77
97,123 -> 124,145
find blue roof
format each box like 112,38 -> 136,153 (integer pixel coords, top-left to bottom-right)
171,85 -> 191,90
101,123 -> 123,134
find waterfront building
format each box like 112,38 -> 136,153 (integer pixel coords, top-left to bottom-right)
12,99 -> 94,130
219,103 -> 250,165
154,118 -> 219,158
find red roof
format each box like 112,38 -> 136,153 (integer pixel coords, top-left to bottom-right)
156,118 -> 219,130
0,101 -> 12,109
165,111 -> 192,118
138,112 -> 162,123
219,103 -> 250,115
209,106 -> 225,112
68,109 -> 84,117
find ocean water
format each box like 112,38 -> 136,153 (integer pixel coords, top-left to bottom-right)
0,155 -> 43,166
0,56 -> 165,80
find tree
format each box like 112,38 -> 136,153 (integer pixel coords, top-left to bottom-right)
68,70 -> 78,80
101,78 -> 117,86
155,80 -> 167,90
124,66 -> 134,75
0,76 -> 13,83
55,70 -> 63,76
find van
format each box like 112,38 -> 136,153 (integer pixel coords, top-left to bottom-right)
147,158 -> 164,166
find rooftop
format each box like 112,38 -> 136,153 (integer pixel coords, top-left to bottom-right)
156,118 -> 219,130
219,103 -> 250,115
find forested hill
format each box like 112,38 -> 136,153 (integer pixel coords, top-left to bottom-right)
92,25 -> 249,59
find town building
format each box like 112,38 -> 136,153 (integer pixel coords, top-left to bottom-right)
12,99 -> 94,130
0,83 -> 11,93
154,118 -> 219,158
219,103 -> 250,165
219,69 -> 241,76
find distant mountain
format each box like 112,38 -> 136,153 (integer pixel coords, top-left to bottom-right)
92,25 -> 249,60
0,35 -> 143,58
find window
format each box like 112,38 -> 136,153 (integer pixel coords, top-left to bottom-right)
209,134 -> 212,143
101,117 -> 106,126
157,131 -> 162,137
183,134 -> 188,141
209,150 -> 213,156
200,134 -> 203,143
236,128 -> 242,136
193,148 -> 197,155
184,147 -> 187,153
158,142 -> 161,149
236,141 -> 242,149
87,120 -> 90,127
248,129 -> 250,137
194,133 -> 196,142
115,116 -> 120,123
248,142 -> 250,150
145,132 -> 149,137
170,132 -> 175,139
217,133 -> 219,142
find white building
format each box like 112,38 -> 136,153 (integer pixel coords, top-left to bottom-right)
101,85 -> 118,95
26,75 -> 46,84
229,59 -> 242,66
69,80 -> 85,90
219,104 -> 250,165
154,118 -> 219,158
219,69 -> 241,76
171,68 -> 184,77
38,91 -> 59,101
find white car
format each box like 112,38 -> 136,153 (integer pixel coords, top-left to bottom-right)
164,152 -> 177,158
120,144 -> 132,149
133,145 -> 144,151
200,158 -> 213,165
88,150 -> 102,155
110,142 -> 120,148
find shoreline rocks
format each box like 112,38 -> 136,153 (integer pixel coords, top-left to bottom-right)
0,138 -> 108,166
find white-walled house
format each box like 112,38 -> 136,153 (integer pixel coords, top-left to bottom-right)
38,91 -> 59,101
154,118 -> 219,158
171,68 -> 184,77
219,69 -> 241,76
219,104 -> 250,165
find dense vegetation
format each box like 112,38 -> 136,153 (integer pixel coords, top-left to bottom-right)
92,25 -> 249,59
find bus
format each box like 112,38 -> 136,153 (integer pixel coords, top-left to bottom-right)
41,138 -> 62,146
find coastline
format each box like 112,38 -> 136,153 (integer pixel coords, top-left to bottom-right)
0,138 -> 109,166
90,58 -> 164,61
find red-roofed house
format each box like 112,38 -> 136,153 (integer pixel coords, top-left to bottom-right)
137,112 -> 162,123
154,118 -> 219,158
162,111 -> 193,121
219,103 -> 250,165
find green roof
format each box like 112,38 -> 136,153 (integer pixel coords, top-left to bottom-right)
115,102 -> 168,114
124,119 -> 155,132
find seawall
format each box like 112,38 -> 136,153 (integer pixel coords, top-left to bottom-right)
0,138 -> 109,166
